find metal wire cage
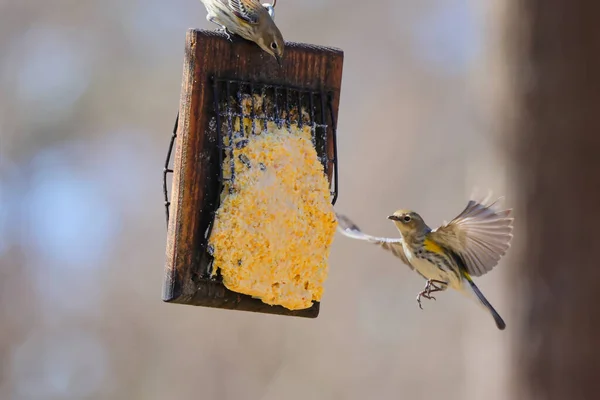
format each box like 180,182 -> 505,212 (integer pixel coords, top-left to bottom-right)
163,29 -> 344,318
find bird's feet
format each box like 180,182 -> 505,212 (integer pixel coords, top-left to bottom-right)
206,15 -> 233,41
218,27 -> 233,41
416,290 -> 435,310
416,279 -> 447,310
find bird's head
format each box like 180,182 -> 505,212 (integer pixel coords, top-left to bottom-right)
387,210 -> 428,236
256,17 -> 285,66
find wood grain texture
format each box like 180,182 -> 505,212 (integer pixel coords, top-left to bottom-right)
163,29 -> 344,318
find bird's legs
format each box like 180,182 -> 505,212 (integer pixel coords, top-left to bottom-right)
416,279 -> 448,310
206,14 -> 232,41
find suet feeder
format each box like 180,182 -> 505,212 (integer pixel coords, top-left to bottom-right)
162,29 -> 344,318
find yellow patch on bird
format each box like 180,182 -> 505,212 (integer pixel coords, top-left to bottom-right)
423,237 -> 444,256
208,95 -> 337,311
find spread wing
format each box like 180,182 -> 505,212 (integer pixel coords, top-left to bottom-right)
336,213 -> 413,269
430,196 -> 513,277
228,0 -> 261,24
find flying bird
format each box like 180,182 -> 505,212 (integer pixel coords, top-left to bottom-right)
336,195 -> 513,330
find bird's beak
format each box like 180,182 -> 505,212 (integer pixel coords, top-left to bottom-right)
388,215 -> 400,221
275,54 -> 282,67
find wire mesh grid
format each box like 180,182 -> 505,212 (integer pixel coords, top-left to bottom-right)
213,78 -> 337,192
163,78 -> 339,278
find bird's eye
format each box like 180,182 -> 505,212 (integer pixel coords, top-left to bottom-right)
271,42 -> 278,49
403,215 -> 412,223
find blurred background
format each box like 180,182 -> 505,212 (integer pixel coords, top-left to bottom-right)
2,0 -> 599,399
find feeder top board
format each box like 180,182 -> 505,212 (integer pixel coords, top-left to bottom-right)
181,29 -> 343,90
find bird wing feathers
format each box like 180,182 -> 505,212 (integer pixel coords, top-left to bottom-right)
430,196 -> 513,277
336,213 -> 413,269
228,0 -> 261,24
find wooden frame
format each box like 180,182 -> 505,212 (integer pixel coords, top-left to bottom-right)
163,29 -> 344,318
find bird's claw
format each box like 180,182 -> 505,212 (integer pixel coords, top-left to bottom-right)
206,15 -> 232,40
217,27 -> 232,41
416,291 -> 436,310
415,279 -> 446,310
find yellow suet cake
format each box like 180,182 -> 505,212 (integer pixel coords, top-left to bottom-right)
208,94 -> 337,310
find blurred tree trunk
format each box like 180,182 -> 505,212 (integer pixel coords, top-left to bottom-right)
511,0 -> 600,399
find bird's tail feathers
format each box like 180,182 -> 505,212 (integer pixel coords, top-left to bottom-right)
462,273 -> 506,330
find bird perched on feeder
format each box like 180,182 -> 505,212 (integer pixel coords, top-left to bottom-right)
336,194 -> 513,330
199,0 -> 285,65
